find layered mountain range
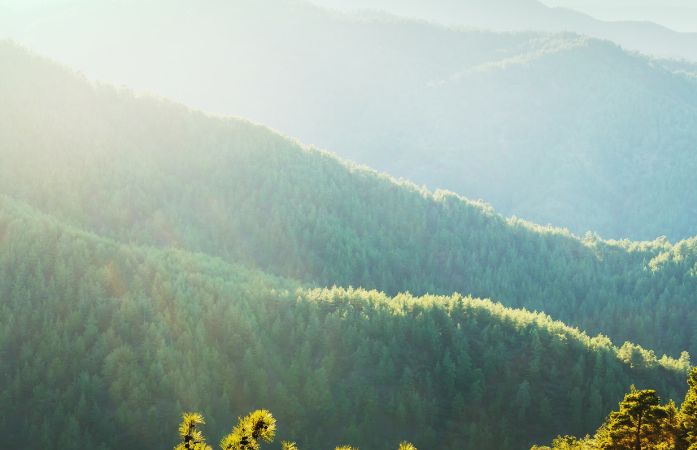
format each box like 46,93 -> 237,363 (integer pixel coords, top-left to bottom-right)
4,0 -> 697,240
1,40 -> 696,450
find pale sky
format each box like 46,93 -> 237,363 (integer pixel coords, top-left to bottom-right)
1,0 -> 75,7
2,0 -> 697,33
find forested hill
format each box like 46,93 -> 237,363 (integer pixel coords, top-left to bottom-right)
0,195 -> 689,450
5,0 -> 697,240
2,41 -> 697,360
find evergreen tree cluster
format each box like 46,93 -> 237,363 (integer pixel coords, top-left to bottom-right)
2,41 -> 697,450
2,41 -> 697,359
533,368 -> 697,449
0,197 -> 689,450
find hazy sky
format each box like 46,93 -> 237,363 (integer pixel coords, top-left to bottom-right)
2,0 -> 697,33
1,0 -> 74,8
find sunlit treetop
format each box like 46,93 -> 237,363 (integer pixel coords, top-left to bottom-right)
175,412 -> 212,450
220,409 -> 276,450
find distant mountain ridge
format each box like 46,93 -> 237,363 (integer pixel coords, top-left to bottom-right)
2,39 -> 697,450
310,0 -> 697,61
541,0 -> 697,34
3,0 -> 697,240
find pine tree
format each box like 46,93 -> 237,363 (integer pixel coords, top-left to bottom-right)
398,443 -> 418,450
599,387 -> 669,450
660,401 -> 687,450
175,412 -> 212,450
681,368 -> 697,449
173,410 -> 416,450
219,409 -> 276,450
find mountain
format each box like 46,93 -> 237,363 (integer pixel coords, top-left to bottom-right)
1,194 -> 689,450
3,40 -> 697,359
2,36 -> 697,450
310,0 -> 697,61
4,0 -> 697,240
542,0 -> 697,33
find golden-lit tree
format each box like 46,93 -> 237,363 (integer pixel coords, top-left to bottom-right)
281,442 -> 299,450
599,387 -> 669,450
681,368 -> 697,448
175,412 -> 213,450
219,409 -> 276,450
173,410 -> 416,450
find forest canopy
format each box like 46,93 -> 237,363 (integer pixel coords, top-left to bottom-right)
0,40 -> 696,450
2,41 -> 697,359
0,195 -> 689,449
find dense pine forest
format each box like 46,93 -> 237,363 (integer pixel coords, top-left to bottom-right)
0,195 -> 688,449
2,41 -> 697,360
532,368 -> 697,449
1,20 -> 697,450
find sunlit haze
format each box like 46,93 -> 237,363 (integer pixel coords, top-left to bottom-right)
2,1 -> 697,450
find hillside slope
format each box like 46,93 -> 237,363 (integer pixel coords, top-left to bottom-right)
4,1 -> 697,239
2,42 -> 697,360
0,195 -> 689,450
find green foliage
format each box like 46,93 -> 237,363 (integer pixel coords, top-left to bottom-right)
600,388 -> 669,449
1,41 -> 697,364
1,40 -> 697,450
531,435 -> 591,450
681,369 -> 697,447
0,198 -> 688,450
534,369 -> 697,449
